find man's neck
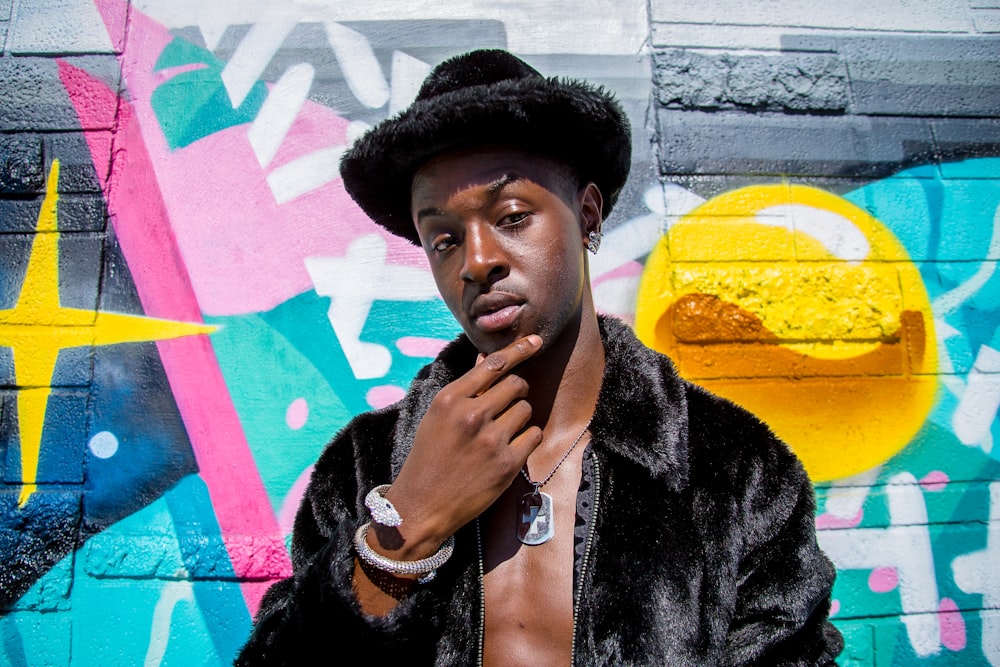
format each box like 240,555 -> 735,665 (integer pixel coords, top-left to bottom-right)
517,309 -> 605,443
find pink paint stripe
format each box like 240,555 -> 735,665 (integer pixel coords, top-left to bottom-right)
815,508 -> 864,530
59,60 -> 290,615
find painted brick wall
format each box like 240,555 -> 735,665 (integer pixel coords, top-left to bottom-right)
647,2 -> 1000,665
0,1 -> 998,665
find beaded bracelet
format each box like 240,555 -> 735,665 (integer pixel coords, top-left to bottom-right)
364,484 -> 402,527
353,522 -> 454,584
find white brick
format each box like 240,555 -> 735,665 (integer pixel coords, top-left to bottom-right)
650,0 -> 975,34
974,8 -> 1000,31
651,23 -> 842,51
10,0 -> 117,54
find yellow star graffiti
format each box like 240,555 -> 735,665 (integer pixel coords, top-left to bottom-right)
0,160 -> 216,507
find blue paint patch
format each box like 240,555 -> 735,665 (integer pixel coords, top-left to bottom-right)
84,340 -> 197,532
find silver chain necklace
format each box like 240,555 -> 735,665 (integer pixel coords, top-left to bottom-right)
516,421 -> 591,545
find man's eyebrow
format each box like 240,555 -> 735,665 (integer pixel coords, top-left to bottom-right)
487,172 -> 524,195
415,206 -> 445,223
415,173 -> 524,223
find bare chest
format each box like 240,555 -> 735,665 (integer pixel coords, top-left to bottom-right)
479,451 -> 584,666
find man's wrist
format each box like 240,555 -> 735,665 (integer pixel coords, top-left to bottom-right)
354,522 -> 454,583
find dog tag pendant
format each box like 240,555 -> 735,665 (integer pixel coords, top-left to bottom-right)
517,486 -> 554,545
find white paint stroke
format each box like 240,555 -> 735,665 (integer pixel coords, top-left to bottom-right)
661,181 -> 706,219
817,472 -> 941,657
590,183 -> 703,318
136,0 -> 649,56
390,50 -> 432,116
593,275 -> 641,320
590,212 -> 662,281
657,182 -> 709,246
591,184 -> 701,281
221,10 -> 298,108
823,466 -> 880,520
198,22 -> 229,51
249,62 -> 316,168
953,345 -> 1000,450
757,204 -> 870,263
144,581 -> 195,667
346,120 -> 371,144
952,482 -> 1000,667
324,22 -> 389,109
305,234 -> 438,380
931,318 -> 974,406
266,145 -> 346,204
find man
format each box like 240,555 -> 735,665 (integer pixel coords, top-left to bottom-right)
236,49 -> 843,666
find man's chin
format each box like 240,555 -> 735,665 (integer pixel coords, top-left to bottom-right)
470,336 -> 510,357
466,328 -> 520,357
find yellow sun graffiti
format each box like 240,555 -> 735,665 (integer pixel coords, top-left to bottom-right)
635,184 -> 938,482
0,161 -> 216,507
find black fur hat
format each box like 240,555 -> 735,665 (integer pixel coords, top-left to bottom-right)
339,49 -> 632,246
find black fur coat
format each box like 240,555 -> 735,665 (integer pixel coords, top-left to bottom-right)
236,316 -> 843,666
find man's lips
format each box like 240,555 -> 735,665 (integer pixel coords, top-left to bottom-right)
469,293 -> 524,332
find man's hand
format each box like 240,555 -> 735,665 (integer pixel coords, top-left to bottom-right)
376,335 -> 544,561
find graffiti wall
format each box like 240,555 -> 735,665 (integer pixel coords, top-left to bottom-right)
646,2 -> 1000,665
0,0 -> 997,664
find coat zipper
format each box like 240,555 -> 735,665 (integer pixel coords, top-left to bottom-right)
571,453 -> 601,666
475,454 -> 603,667
476,518 -> 485,667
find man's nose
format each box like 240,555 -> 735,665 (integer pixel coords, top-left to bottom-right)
460,224 -> 509,285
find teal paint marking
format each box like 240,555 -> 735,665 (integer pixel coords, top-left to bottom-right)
151,37 -> 267,150
205,310 -> 353,512
818,159 -> 1000,665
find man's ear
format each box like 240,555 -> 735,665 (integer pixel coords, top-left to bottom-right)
579,182 -> 604,242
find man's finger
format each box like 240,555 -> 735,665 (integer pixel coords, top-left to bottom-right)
464,335 -> 542,395
507,425 -> 544,466
493,397 -> 533,436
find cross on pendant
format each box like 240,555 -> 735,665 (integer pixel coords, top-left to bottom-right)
517,486 -> 554,545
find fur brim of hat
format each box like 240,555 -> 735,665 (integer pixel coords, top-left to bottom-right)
339,50 -> 632,246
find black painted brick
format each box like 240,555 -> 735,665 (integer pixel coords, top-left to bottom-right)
0,348 -> 10,388
779,33 -> 1000,118
0,196 -> 104,233
0,488 -> 82,610
57,232 -> 104,312
56,195 -> 107,232
657,108 -> 935,178
931,117 -> 1000,167
0,198 -> 43,232
49,132 -> 110,193
653,48 -> 849,113
0,55 -> 120,132
0,232 -> 31,309
0,134 -> 44,194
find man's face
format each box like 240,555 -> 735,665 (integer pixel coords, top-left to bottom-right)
411,146 -> 602,355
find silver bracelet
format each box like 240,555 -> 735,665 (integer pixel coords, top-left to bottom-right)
364,484 -> 402,527
353,522 -> 454,583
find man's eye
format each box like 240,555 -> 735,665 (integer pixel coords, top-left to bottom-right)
432,235 -> 456,252
500,211 -> 530,227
